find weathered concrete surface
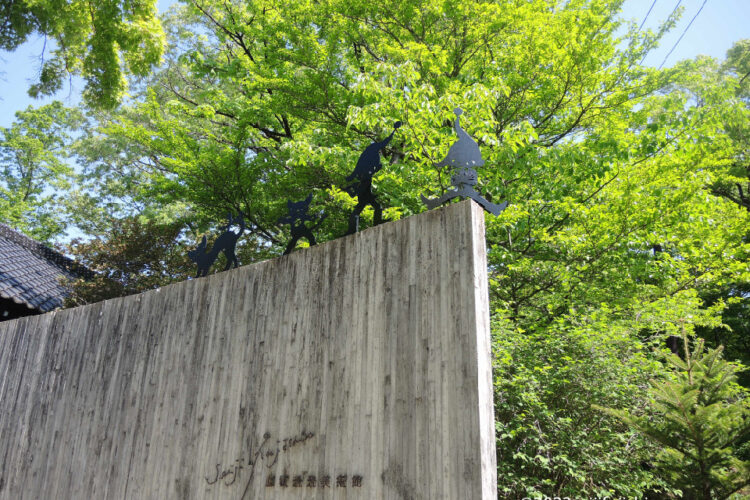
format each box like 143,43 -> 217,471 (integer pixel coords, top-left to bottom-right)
0,200 -> 496,499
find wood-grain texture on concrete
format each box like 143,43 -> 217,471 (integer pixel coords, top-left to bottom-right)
0,200 -> 496,499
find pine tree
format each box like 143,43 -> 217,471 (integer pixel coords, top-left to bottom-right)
601,328 -> 750,499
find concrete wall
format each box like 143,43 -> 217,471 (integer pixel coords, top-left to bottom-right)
0,200 -> 496,499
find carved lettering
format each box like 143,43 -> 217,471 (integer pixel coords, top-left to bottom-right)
262,472 -> 364,489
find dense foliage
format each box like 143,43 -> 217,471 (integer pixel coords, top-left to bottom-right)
2,0 -> 749,497
0,101 -> 83,241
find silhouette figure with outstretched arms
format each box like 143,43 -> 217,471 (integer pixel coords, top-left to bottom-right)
344,121 -> 402,234
421,108 -> 507,215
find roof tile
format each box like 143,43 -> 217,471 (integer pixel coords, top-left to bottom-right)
0,224 -> 91,313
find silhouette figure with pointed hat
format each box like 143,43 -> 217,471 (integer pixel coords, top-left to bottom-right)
344,121 -> 402,234
421,108 -> 507,215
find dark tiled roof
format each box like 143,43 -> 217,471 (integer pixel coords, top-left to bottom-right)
0,224 -> 91,313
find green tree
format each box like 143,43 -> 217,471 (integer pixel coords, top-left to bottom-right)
601,328 -> 750,499
64,216 -> 193,306
493,311 -> 675,497
0,0 -> 164,108
86,0 -> 683,249
0,101 -> 83,241
710,40 -> 750,212
689,40 -> 750,387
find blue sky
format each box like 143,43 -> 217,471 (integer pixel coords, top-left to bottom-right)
1,0 -> 748,128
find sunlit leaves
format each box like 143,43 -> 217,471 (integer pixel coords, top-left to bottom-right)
2,0 -> 164,109
0,102 -> 84,241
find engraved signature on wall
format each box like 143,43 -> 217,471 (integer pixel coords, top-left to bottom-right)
203,429 -> 315,498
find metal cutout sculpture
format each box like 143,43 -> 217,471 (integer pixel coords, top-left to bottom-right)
188,212 -> 245,277
279,193 -> 327,255
344,121 -> 402,234
421,108 -> 507,215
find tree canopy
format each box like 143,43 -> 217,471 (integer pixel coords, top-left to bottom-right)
0,101 -> 83,241
1,0 -> 164,108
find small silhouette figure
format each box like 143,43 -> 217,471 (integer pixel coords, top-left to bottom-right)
278,193 -> 327,255
188,212 -> 245,277
421,108 -> 507,215
344,121 -> 402,234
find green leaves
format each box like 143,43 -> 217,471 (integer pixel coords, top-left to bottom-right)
0,102 -> 84,241
2,0 -> 164,109
493,311 -> 671,497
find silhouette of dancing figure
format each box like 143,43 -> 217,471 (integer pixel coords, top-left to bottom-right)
279,193 -> 327,255
421,109 -> 507,215
188,212 -> 245,277
345,121 -> 402,234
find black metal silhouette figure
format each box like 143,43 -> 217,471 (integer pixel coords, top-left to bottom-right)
188,212 -> 245,277
344,121 -> 402,234
279,193 -> 327,255
421,108 -> 507,215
